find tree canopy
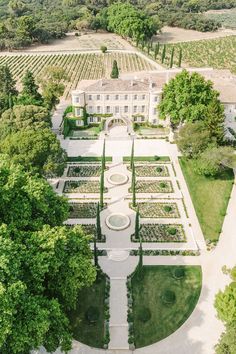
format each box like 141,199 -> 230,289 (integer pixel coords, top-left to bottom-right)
17,70 -> 43,106
159,70 -> 224,133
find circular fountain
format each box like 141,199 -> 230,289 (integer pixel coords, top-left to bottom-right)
106,213 -> 130,231
107,173 -> 128,186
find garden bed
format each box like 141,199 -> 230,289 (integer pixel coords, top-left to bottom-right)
67,165 -> 101,177
127,165 -> 169,177
131,223 -> 186,242
69,202 -> 107,218
130,180 -> 173,193
81,224 -> 106,242
128,265 -> 202,348
124,156 -> 170,163
130,202 -> 180,218
64,181 -> 107,193
67,156 -> 112,162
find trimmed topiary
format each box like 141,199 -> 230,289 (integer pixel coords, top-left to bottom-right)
167,227 -> 177,235
160,182 -> 167,189
137,307 -> 152,323
162,290 -> 176,305
156,166 -> 163,173
85,306 -> 100,324
154,155 -> 160,160
163,205 -> 172,213
173,267 -> 185,280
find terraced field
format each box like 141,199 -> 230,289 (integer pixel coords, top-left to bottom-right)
0,52 -> 155,99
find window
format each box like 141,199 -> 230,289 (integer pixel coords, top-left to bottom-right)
97,117 -> 101,123
97,95 -> 100,100
141,116 -> 145,122
141,105 -> 145,113
106,106 -> 110,113
124,94 -> 128,100
106,95 -> 110,100
115,106 -> 119,113
115,94 -> 119,100
153,108 -> 157,115
97,106 -> 101,113
89,117 -> 95,123
75,96 -> 79,103
75,108 -> 80,116
134,94 -> 137,100
133,106 -> 137,113
142,94 -> 146,100
88,95 -> 92,100
154,96 -> 158,102
88,106 -> 93,113
124,106 -> 128,113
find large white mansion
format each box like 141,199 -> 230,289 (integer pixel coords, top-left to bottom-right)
71,68 -> 236,134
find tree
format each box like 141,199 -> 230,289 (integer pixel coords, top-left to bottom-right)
130,139 -> 134,169
215,322 -> 236,354
93,230 -> 98,267
100,164 -> 104,208
0,128 -> 67,177
178,48 -> 182,68
161,44 -> 166,64
96,202 -> 102,241
132,163 -> 136,207
17,70 -> 43,105
0,105 -> 51,140
110,60 -> 119,79
154,42 -> 160,59
40,66 -> 68,110
215,283 -> 236,324
170,47 -> 174,68
137,232 -> 143,280
102,139 -> 106,170
177,121 -> 212,158
204,97 -> 225,143
0,224 -> 96,354
100,45 -> 107,53
0,155 -> 68,231
0,65 -> 18,114
135,207 -> 140,241
159,70 -> 222,126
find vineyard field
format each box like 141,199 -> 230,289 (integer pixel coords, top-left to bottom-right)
0,52 -> 155,99
167,36 -> 236,74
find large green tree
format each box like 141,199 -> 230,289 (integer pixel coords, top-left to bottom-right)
0,104 -> 51,139
17,70 -> 43,106
159,70 -> 224,129
0,65 -> 18,113
0,128 -> 67,177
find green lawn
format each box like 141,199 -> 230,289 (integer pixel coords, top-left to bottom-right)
67,272 -> 106,348
131,266 -> 202,348
123,156 -> 170,162
180,158 -> 234,242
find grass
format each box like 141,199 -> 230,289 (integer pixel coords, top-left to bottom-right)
180,157 -> 234,242
123,156 -> 170,162
67,272 -> 106,348
131,265 -> 202,348
67,156 -> 112,162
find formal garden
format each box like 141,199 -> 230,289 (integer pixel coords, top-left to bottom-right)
64,180 -> 106,193
132,180 -> 173,194
127,164 -> 169,177
130,202 -> 180,218
127,266 -> 202,348
69,202 -> 106,218
67,165 -> 102,177
131,223 -> 186,242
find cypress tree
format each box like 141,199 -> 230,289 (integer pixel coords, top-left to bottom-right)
178,48 -> 182,68
135,206 -> 140,241
93,234 -> 98,267
100,166 -> 104,208
96,202 -> 102,241
161,44 -> 166,64
110,60 -> 119,79
130,139 -> 134,169
137,233 -> 143,280
102,139 -> 106,170
132,163 -> 136,208
154,42 -> 160,59
170,47 -> 175,68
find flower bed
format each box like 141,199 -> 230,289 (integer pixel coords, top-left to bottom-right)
81,224 -> 106,242
69,202 -> 107,218
127,165 -> 169,177
67,165 -> 101,177
64,181 -> 107,193
131,180 -> 173,194
130,202 -> 180,218
131,224 -> 186,242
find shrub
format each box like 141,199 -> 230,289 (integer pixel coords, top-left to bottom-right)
160,182 -> 167,189
101,45 -> 107,53
162,290 -> 176,305
156,166 -> 163,173
173,267 -> 185,280
154,155 -> 160,160
164,205 -> 172,213
137,307 -> 152,323
167,227 -> 177,235
85,306 -> 100,323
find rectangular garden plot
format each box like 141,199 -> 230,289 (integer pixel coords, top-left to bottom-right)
64,181 -> 106,193
133,180 -> 173,193
69,203 -> 98,218
130,202 -> 180,218
128,165 -> 169,177
67,165 -> 101,177
132,224 -> 186,242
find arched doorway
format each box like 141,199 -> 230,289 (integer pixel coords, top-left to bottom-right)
105,116 -> 132,137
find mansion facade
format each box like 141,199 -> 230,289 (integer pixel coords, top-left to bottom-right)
71,68 -> 236,134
